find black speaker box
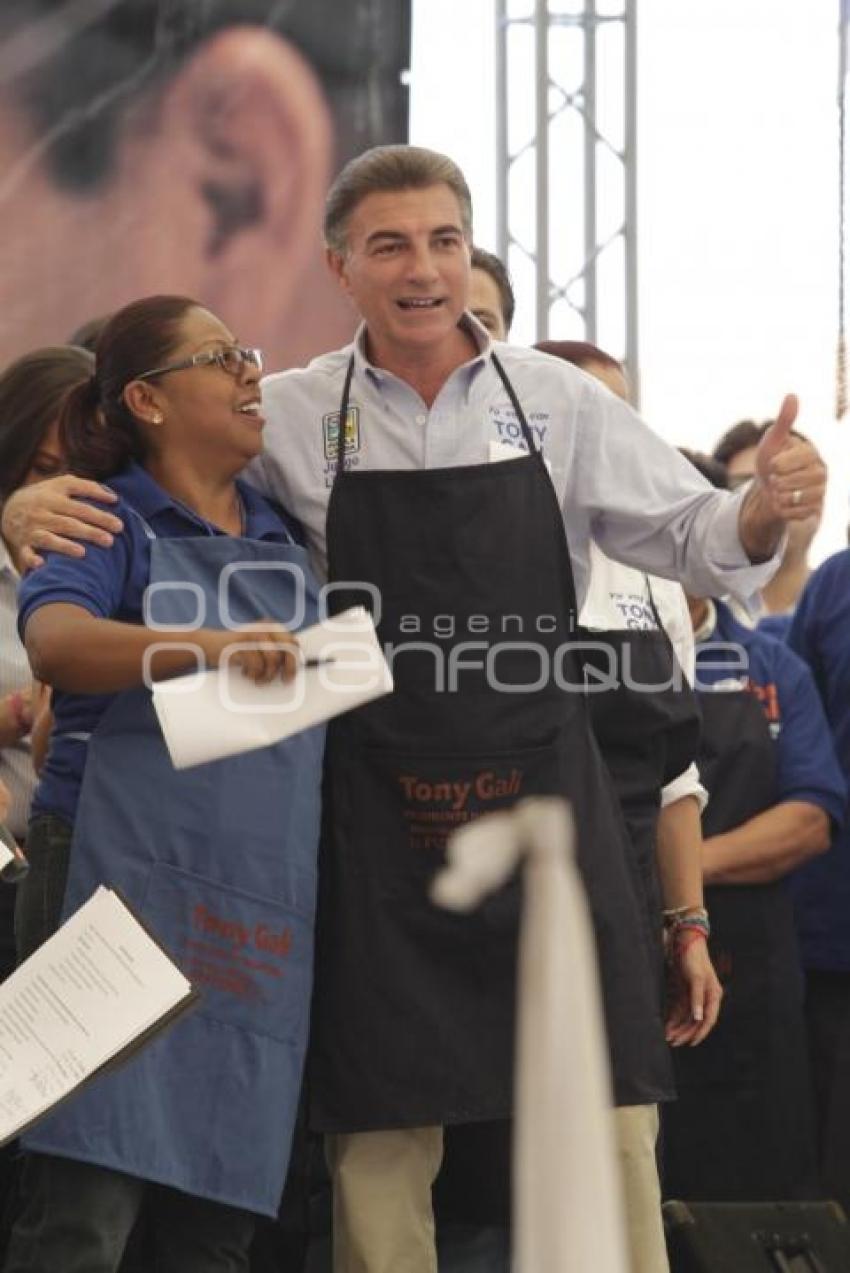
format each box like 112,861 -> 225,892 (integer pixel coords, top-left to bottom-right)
663,1200 -> 850,1272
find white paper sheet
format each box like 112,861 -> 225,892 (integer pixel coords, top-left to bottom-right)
489,439 -> 552,472
152,606 -> 393,769
0,886 -> 193,1146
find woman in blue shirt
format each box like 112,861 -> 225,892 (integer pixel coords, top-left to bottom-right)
7,295 -> 325,1273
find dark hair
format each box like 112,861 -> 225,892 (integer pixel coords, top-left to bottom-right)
534,340 -> 623,374
324,145 -> 473,253
0,345 -> 94,502
59,294 -> 198,479
679,448 -> 730,490
712,417 -> 809,468
4,1 -> 410,192
470,247 -> 515,333
711,420 -> 768,467
67,314 -> 112,353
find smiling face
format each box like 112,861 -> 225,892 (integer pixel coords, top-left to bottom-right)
327,183 -> 472,365
126,306 -> 265,470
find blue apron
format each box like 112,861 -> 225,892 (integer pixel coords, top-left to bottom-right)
23,525 -> 324,1218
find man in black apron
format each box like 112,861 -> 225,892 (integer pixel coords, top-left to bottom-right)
296,148 -> 823,1273
0,147 -> 828,1273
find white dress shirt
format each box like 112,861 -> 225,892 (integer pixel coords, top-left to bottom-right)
580,540 -> 707,810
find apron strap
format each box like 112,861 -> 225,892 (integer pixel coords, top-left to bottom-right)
490,353 -> 540,455
329,344 -> 585,674
643,575 -> 671,644
335,349 -> 541,482
336,356 -> 357,480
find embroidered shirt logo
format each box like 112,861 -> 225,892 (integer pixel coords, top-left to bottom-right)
323,405 -> 361,460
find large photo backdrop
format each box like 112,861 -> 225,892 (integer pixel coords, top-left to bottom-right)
0,0 -> 411,369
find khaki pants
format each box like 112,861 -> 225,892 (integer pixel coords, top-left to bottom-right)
326,1127 -> 443,1273
327,1106 -> 667,1273
613,1104 -> 670,1273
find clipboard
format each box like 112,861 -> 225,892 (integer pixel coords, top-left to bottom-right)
0,886 -> 199,1147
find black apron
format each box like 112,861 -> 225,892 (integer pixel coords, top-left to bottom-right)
435,580 -> 700,1224
662,687 -> 819,1200
582,582 -> 702,1015
308,354 -> 670,1132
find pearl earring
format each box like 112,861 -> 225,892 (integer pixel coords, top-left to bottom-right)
152,412 -> 163,425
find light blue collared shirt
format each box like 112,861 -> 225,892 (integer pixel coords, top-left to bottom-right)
252,316 -> 781,607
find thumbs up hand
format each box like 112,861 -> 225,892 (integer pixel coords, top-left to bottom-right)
738,395 -> 826,561
754,394 -> 799,482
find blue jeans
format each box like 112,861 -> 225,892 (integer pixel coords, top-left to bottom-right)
13,813 -> 72,964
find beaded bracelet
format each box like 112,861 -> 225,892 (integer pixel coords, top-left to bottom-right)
663,904 -> 708,925
669,914 -> 711,942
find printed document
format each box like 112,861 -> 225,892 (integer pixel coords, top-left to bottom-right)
0,887 -> 195,1145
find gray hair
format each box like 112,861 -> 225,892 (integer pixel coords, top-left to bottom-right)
324,144 -> 473,254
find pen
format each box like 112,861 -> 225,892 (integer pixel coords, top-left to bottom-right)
302,657 -> 337,669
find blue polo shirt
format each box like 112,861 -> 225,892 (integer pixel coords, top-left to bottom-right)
787,550 -> 850,969
695,599 -> 846,824
757,611 -> 793,642
19,463 -> 302,824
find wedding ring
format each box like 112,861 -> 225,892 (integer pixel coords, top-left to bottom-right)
792,488 -> 803,506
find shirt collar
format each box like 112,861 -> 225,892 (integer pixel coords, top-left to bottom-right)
108,463 -> 176,521
108,463 -> 290,541
236,479 -> 297,540
352,313 -> 491,399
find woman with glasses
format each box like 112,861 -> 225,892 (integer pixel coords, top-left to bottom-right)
5,296 -> 324,1273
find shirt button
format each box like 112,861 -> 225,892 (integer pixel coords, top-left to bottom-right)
415,413 -> 428,425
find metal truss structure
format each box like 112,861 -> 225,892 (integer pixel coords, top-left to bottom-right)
495,0 -> 638,397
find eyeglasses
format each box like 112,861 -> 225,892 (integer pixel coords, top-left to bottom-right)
135,346 -> 263,383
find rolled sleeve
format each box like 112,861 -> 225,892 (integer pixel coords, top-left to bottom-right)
700,488 -> 788,600
575,380 -> 784,604
661,763 -> 708,813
